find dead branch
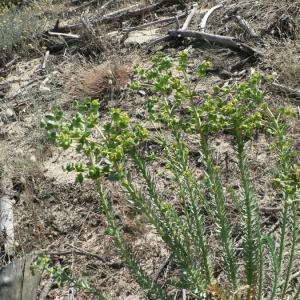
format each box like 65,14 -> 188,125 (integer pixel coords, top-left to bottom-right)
103,3 -> 141,18
51,0 -> 182,33
99,0 -> 115,13
123,12 -> 188,32
181,3 -> 198,30
47,31 -> 81,38
81,10 -> 105,52
98,0 -> 183,25
68,0 -> 98,13
8,76 -> 47,101
199,4 -> 223,31
121,12 -> 188,43
0,57 -> 20,74
152,253 -> 172,283
42,50 -> 50,70
38,277 -> 54,300
0,166 -> 15,257
271,82 -> 300,99
46,248 -> 124,268
232,15 -> 258,38
148,29 -> 258,55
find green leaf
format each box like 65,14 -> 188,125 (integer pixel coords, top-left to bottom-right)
51,104 -> 59,111
76,173 -> 84,183
40,119 -> 47,127
107,172 -> 121,181
45,113 -> 56,120
78,105 -> 88,112
46,120 -> 59,130
55,111 -> 63,121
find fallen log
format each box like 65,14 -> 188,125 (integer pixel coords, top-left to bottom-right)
148,29 -> 259,55
0,255 -> 41,300
0,166 -> 15,258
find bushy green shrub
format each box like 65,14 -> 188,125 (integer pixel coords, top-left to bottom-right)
36,51 -> 300,299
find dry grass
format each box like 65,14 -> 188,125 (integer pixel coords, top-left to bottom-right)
81,58 -> 134,100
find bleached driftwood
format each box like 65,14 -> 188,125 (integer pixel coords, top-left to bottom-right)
199,4 -> 223,31
0,166 -> 15,257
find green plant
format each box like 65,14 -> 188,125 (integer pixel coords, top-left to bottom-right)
38,50 -> 300,299
31,253 -> 110,300
0,2 -> 49,67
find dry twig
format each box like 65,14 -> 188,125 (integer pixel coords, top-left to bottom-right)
232,15 -> 259,38
271,82 -> 300,99
199,4 -> 223,31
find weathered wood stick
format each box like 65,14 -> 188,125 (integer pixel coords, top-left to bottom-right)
0,57 -> 20,74
103,3 -> 141,18
42,50 -> 50,70
271,82 -> 300,99
0,166 -> 15,257
99,0 -> 183,25
181,4 -> 198,30
199,4 -> 223,31
50,0 -> 182,33
123,12 -> 188,32
232,15 -> 258,38
148,29 -> 258,55
47,31 -> 80,38
99,0 -> 115,12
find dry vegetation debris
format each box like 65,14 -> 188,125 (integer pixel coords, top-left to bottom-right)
0,0 -> 300,299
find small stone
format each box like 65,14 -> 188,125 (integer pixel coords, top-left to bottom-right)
138,90 -> 146,96
5,108 -> 14,117
30,155 -> 37,162
39,85 -> 51,94
16,149 -> 24,156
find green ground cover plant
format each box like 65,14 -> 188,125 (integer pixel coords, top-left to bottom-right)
35,50 -> 300,299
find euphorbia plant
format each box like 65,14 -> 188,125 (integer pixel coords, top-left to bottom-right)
36,50 -> 300,300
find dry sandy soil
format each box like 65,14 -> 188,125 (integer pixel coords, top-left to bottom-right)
1,0 -> 300,299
